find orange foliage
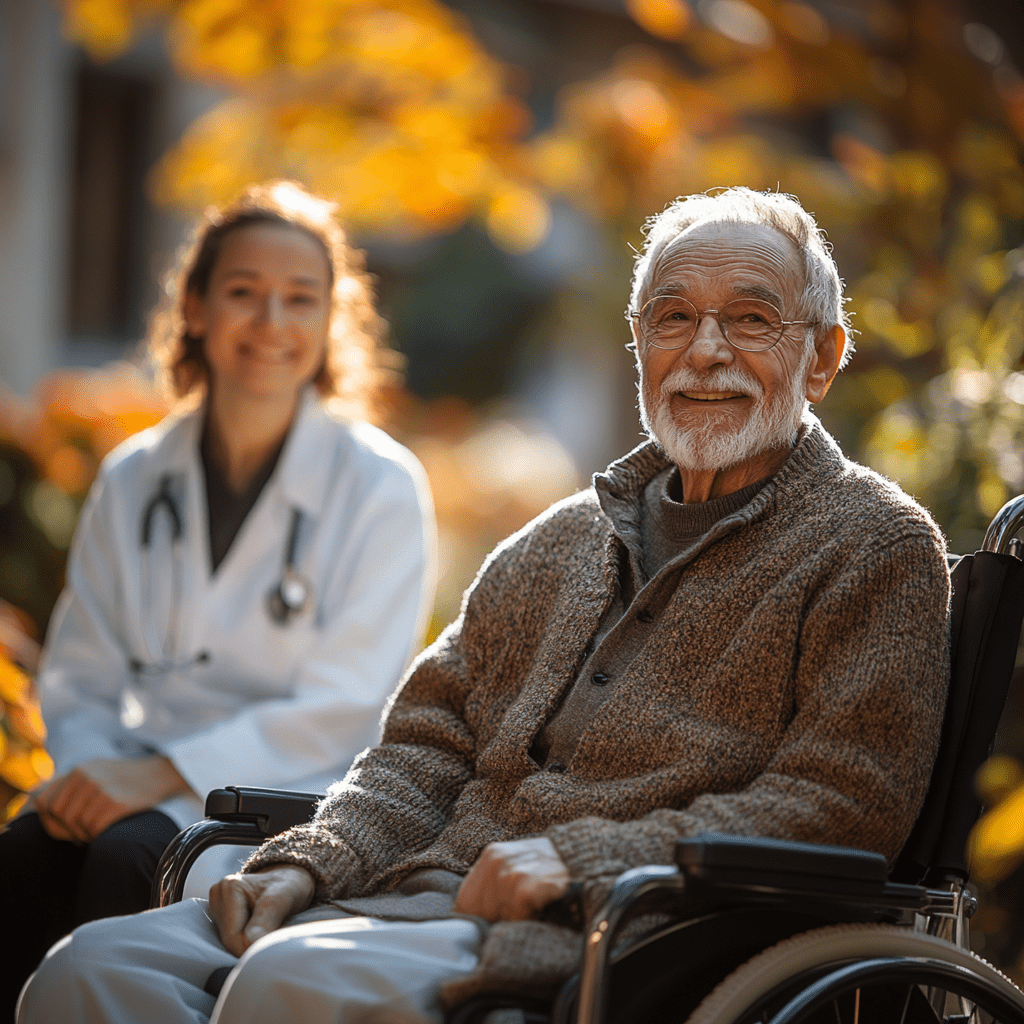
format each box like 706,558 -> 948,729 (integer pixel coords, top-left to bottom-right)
62,0 -> 546,250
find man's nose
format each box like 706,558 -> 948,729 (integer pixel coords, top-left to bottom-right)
685,313 -> 733,369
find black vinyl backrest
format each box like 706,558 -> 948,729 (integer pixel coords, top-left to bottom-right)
892,551 -> 1024,886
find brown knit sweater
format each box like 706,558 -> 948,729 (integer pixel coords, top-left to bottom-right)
245,414 -> 950,1003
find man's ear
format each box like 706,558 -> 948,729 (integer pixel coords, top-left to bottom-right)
629,317 -> 643,365
183,290 -> 205,339
804,326 -> 844,405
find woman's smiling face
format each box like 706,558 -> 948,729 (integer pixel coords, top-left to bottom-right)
185,222 -> 333,407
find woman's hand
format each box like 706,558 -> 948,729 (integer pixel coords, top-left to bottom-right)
454,837 -> 570,922
209,865 -> 316,957
34,756 -> 193,843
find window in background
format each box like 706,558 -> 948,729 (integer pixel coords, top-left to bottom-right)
66,62 -> 156,344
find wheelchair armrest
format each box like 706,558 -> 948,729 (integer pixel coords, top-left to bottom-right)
675,832 -> 889,895
150,787 -> 322,909
203,786 -> 322,834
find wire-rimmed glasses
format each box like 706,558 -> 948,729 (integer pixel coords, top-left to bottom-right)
631,295 -> 815,353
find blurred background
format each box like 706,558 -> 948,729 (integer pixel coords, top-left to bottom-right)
3,0 -> 1024,979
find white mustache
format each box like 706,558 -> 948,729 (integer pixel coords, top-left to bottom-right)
659,366 -> 764,400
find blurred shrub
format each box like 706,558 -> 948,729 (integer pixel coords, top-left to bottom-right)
0,364 -> 167,822
0,610 -> 52,824
0,365 -> 168,632
969,754 -> 1024,980
390,394 -> 581,634
970,755 -> 1024,886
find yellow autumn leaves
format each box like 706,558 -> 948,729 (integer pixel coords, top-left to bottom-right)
970,756 -> 1024,886
0,655 -> 52,823
63,0 -> 551,253
0,365 -> 171,823
59,0 -> 1024,298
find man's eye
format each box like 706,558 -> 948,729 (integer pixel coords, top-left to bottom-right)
228,286 -> 253,298
663,305 -> 693,322
289,294 -> 317,306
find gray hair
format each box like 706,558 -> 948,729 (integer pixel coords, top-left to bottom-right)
628,188 -> 854,367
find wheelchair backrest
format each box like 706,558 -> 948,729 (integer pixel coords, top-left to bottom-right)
892,549 -> 1024,886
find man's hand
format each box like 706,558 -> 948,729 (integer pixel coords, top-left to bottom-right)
209,865 -> 316,957
34,756 -> 193,843
454,837 -> 570,922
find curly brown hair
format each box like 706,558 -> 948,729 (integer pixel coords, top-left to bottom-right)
148,181 -> 392,420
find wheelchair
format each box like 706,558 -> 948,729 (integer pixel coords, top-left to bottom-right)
152,494 -> 1024,1024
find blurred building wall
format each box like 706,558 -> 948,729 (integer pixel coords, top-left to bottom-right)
0,1 -> 72,395
0,2 -> 218,397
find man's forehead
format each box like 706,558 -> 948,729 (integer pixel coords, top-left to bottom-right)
647,220 -> 804,293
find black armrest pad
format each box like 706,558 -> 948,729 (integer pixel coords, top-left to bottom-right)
676,832 -> 889,886
204,787 -> 322,836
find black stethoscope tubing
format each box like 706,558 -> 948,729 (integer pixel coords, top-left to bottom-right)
132,475 -> 312,676
265,508 -> 313,625
141,475 -> 183,547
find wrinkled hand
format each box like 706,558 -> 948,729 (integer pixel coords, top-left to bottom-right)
34,756 -> 193,843
209,865 -> 316,957
454,837 -> 570,922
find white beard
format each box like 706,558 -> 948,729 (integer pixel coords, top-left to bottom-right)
639,347 -> 812,473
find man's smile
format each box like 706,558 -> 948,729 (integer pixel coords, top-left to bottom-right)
678,390 -> 749,402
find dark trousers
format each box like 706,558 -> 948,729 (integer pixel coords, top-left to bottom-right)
0,809 -> 180,1019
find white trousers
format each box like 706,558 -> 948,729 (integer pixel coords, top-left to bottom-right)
17,898 -> 483,1024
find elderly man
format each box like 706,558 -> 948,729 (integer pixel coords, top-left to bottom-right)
19,188 -> 949,1024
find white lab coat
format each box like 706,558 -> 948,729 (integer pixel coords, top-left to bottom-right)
37,390 -> 437,836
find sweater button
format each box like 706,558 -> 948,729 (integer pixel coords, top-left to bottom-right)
591,672 -> 610,686
637,609 -> 655,623
548,762 -> 566,773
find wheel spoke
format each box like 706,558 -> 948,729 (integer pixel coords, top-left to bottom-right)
898,985 -> 913,1024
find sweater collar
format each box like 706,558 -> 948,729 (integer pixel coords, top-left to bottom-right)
593,412 -> 845,545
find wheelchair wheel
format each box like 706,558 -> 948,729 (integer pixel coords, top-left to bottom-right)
684,923 -> 1024,1024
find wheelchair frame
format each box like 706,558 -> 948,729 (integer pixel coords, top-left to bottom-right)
152,494 -> 1024,1024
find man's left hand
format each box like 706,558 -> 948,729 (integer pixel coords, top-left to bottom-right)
454,837 -> 570,922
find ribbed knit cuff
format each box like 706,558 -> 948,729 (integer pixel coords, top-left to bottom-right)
242,823 -> 362,902
544,815 -> 682,882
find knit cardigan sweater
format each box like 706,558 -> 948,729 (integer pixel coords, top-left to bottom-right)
245,415 -> 951,1003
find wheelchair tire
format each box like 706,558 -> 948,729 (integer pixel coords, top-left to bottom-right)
684,922 -> 1024,1024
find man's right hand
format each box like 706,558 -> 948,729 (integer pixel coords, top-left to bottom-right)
208,864 -> 315,957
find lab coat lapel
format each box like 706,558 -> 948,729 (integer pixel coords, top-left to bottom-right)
166,409 -> 211,661
277,388 -> 339,520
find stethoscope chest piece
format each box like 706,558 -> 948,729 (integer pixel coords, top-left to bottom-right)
265,507 -> 313,625
267,567 -> 313,625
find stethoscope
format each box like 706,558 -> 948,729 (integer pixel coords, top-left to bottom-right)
129,474 -> 313,680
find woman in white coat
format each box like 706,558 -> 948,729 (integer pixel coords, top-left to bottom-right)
1,181 -> 436,1013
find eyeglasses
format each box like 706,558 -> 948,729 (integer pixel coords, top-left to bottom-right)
631,295 -> 815,353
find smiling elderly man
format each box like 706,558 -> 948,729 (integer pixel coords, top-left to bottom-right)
20,188 -> 950,1024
